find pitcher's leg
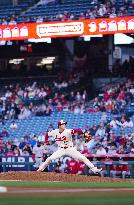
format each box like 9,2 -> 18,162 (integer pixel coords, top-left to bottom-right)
65,148 -> 102,174
65,148 -> 94,169
37,148 -> 65,171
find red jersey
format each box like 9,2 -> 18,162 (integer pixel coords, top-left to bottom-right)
68,159 -> 78,174
101,158 -> 114,170
77,162 -> 85,173
116,164 -> 128,172
119,137 -> 127,146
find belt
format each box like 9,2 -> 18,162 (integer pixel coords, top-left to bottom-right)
60,146 -> 73,149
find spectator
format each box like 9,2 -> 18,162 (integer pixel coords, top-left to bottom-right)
18,107 -> 31,119
101,134 -> 108,148
10,121 -> 18,130
75,92 -> 81,102
74,105 -> 80,114
69,91 -> 75,102
8,17 -> 17,25
22,144 -> 33,155
81,145 -> 91,157
108,145 -> 117,154
119,134 -> 127,146
101,112 -> 107,123
0,128 -> 9,138
110,117 -> 119,128
38,132 -> 45,143
111,106 -> 119,115
19,138 -> 26,150
95,123 -> 105,138
28,135 -> 37,147
96,146 -> 107,155
47,124 -> 54,132
33,141 -> 44,168
86,136 -> 99,151
130,148 -> 134,155
98,4 -> 107,17
6,148 -> 15,156
109,8 -> 117,18
1,18 -> 7,25
14,147 -> 20,156
36,16 -> 43,23
90,125 -> 98,136
130,85 -> 134,96
23,132 -> 30,141
124,118 -> 133,128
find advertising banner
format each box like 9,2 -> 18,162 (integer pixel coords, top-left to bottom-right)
0,156 -> 34,171
0,16 -> 133,41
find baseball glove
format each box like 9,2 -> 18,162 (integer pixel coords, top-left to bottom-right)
84,131 -> 92,143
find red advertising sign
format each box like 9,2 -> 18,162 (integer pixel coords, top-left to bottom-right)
0,16 -> 133,40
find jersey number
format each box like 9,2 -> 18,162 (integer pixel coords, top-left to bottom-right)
55,135 -> 67,142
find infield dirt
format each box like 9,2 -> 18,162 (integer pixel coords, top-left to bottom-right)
0,171 -> 134,183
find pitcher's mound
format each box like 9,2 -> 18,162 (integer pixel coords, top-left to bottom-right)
0,171 -> 133,183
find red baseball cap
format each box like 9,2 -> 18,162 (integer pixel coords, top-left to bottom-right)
58,120 -> 67,127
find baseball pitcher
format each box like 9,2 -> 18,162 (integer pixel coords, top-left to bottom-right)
37,120 -> 102,174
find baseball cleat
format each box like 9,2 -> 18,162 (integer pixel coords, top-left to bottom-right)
91,167 -> 102,174
37,167 -> 44,172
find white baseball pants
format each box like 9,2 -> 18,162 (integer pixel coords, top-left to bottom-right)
39,147 -> 94,171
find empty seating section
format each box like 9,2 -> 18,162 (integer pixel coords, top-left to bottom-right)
0,0 -> 133,23
116,0 -> 134,16
24,0 -> 95,19
21,0 -> 134,21
0,0 -> 37,19
1,110 -> 134,140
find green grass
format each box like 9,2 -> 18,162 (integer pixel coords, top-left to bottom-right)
0,181 -> 134,205
0,181 -> 134,188
0,194 -> 134,205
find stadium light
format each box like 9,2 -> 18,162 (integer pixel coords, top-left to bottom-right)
9,59 -> 24,64
36,56 -> 56,66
